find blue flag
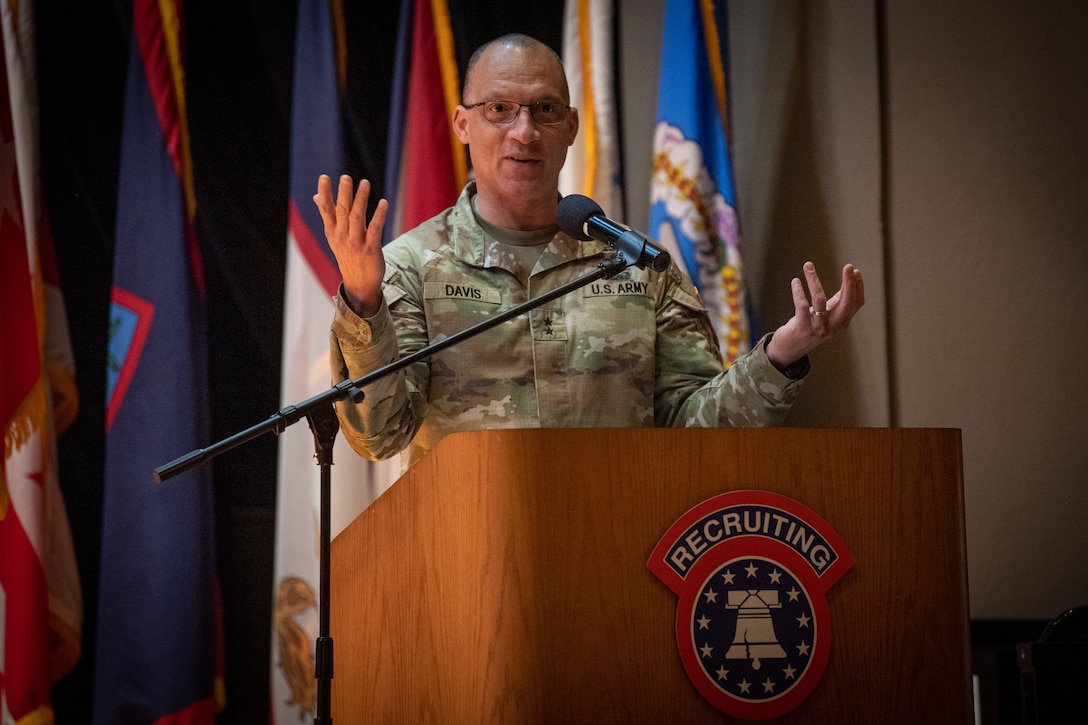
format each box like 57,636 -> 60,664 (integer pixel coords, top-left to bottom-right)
95,0 -> 222,721
650,0 -> 753,365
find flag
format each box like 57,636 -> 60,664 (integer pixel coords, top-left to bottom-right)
1,0 -> 82,721
383,0 -> 465,242
94,0 -> 224,721
650,0 -> 752,364
559,0 -> 624,218
271,1 -> 401,720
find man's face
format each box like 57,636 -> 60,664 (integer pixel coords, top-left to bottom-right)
453,42 -> 579,222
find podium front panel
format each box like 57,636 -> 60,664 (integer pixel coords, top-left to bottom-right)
330,427 -> 970,723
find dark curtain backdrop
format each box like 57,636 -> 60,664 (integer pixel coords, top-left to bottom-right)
37,1 -> 564,720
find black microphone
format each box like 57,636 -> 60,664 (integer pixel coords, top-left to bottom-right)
556,194 -> 671,272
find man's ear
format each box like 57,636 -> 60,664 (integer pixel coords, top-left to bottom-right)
566,105 -> 580,147
452,106 -> 471,144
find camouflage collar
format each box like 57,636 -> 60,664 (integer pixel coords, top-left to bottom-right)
451,182 -> 608,276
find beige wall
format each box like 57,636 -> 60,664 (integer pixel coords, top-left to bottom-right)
882,0 -> 1088,619
621,0 -> 1088,619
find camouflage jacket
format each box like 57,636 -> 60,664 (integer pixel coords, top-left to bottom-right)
330,184 -> 806,471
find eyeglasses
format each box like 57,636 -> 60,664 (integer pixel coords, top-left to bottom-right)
463,100 -> 570,126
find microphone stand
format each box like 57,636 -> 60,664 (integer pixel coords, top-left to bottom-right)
154,254 -> 632,724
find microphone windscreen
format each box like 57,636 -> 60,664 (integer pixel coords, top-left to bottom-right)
555,194 -> 602,241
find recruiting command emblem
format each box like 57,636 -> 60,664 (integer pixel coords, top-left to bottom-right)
648,490 -> 854,719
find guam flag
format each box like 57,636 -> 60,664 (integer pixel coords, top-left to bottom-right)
650,0 -> 752,365
95,0 -> 223,721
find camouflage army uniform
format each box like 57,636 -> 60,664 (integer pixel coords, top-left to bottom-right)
330,183 -> 806,471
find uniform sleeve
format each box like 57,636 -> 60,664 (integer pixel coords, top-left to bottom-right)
329,262 -> 430,461
652,266 -> 806,428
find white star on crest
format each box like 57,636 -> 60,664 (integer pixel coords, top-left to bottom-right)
715,666 -> 730,681
703,588 -> 718,603
786,586 -> 801,602
797,641 -> 811,657
769,569 -> 782,584
700,643 -> 714,658
744,562 -> 759,578
797,612 -> 811,628
697,615 -> 711,630
762,678 -> 776,693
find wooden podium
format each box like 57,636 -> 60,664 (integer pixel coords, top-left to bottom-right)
330,428 -> 971,723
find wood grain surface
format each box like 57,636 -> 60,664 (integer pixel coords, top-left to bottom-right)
330,427 -> 971,723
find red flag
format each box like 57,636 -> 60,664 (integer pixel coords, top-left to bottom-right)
385,0 -> 465,238
1,1 -> 82,721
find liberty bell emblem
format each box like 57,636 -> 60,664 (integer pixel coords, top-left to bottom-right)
725,589 -> 788,669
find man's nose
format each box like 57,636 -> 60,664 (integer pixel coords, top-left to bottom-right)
507,106 -> 541,141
